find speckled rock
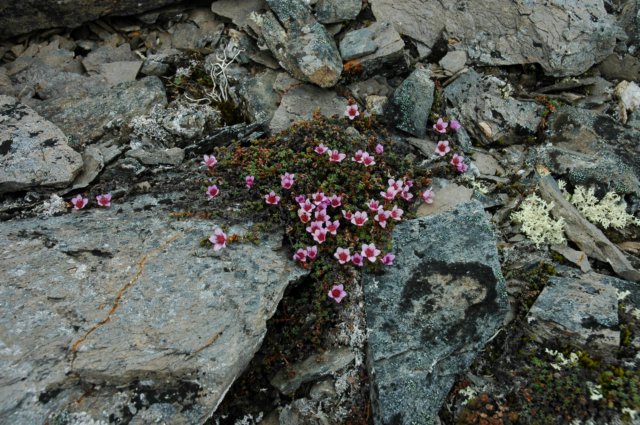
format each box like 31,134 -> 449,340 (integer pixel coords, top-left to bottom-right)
0,95 -> 83,193
314,0 -> 361,24
340,27 -> 378,60
342,21 -> 406,79
0,198 -> 306,424
239,70 -> 280,124
385,67 -> 434,138
364,201 -> 508,425
370,0 -> 619,77
169,8 -> 225,53
445,69 -> 542,145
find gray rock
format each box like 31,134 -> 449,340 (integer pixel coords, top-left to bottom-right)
239,70 -> 280,124
127,147 -> 184,166
141,52 -> 180,77
270,84 -> 347,133
533,105 -> 640,196
98,61 -> 142,86
270,348 -> 354,394
527,274 -> 621,357
340,27 -> 378,60
370,0 -> 619,77
364,201 -> 508,425
279,399 -> 329,425
170,8 -> 225,53
445,69 -> 542,145
315,0 -> 361,24
69,145 -> 105,190
251,0 -> 342,88
211,0 -> 267,33
0,95 -> 83,193
385,68 -> 434,138
348,76 -> 393,105
365,95 -> 387,116
598,54 -> 640,82
82,44 -> 136,74
32,76 -> 167,149
343,21 -> 406,79
161,102 -> 220,140
0,200 -> 306,424
439,50 -> 467,75
416,181 -> 474,217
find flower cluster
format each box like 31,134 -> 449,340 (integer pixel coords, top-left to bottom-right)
432,116 -> 467,173
69,193 -> 112,210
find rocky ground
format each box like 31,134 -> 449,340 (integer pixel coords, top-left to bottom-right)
1,0 -> 640,424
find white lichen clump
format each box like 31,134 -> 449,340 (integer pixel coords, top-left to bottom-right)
511,194 -> 565,247
560,183 -> 640,230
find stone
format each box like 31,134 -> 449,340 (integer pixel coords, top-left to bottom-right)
69,145 -> 104,190
439,50 -> 467,75
98,61 -> 143,86
472,151 -> 504,176
342,21 -> 406,80
269,84 -> 347,133
32,76 -> 167,149
250,0 -> 343,88
365,95 -> 387,116
279,399 -> 329,425
416,180 -> 474,217
527,274 -> 620,357
364,201 -> 508,425
0,95 -> 83,194
0,199 -> 306,424
238,70 -> 280,124
160,102 -> 220,140
314,0 -> 361,24
597,54 -> 640,82
170,8 -> 225,53
0,0 -> 184,39
211,0 -> 267,33
127,147 -> 185,166
82,44 -> 137,74
340,27 -> 378,60
270,348 -> 354,394
445,69 -> 542,145
370,0 -> 619,77
348,76 -> 393,104
385,68 -> 434,138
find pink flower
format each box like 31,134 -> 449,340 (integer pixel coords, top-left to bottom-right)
245,175 -> 255,189
388,179 -> 402,191
306,220 -> 324,235
375,143 -> 384,154
374,208 -> 391,228
281,172 -> 295,190
351,253 -> 364,267
293,248 -> 308,262
361,152 -> 375,167
306,245 -> 318,260
312,191 -> 327,205
450,119 -> 461,131
298,209 -> 311,223
456,162 -> 468,173
313,228 -> 328,244
334,247 -> 351,264
207,185 -> 220,199
380,187 -> 398,201
422,188 -> 434,204
328,284 -> 347,303
352,150 -> 364,163
381,252 -> 395,265
435,140 -> 450,157
328,149 -> 346,162
433,117 -> 448,133
71,194 -> 88,210
300,199 -> 316,213
326,220 -> 340,235
361,243 -> 381,262
295,194 -> 306,204
451,154 -> 468,173
351,211 -> 368,226
400,188 -> 414,201
403,179 -> 414,189
390,205 -> 403,220
345,104 -> 359,120
96,193 -> 112,207
342,210 -> 353,220
367,199 -> 381,211
315,143 -> 328,155
328,194 -> 342,208
209,228 -> 227,251
315,208 -> 330,223
265,191 -> 281,205
202,154 -> 217,168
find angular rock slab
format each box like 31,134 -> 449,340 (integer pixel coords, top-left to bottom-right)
370,0 -> 619,77
0,95 -> 83,193
0,202 -> 306,424
385,67 -> 434,138
364,201 -> 508,425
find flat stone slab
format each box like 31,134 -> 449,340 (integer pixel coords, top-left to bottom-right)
0,199 -> 305,424
364,200 -> 508,425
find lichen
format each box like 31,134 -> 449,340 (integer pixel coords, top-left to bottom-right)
511,194 -> 566,247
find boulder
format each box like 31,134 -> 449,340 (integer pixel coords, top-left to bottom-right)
0,198 -> 306,424
364,201 -> 508,425
385,67 -> 434,138
0,95 -> 83,193
370,0 -> 619,76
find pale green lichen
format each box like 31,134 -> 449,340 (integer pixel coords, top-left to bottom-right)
511,194 -> 566,247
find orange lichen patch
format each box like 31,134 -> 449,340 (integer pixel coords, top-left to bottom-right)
343,59 -> 363,75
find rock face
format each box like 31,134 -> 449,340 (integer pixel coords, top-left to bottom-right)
0,95 -> 83,193
0,0 -> 183,39
364,201 -> 508,425
251,0 -> 343,87
385,68 -> 434,138
0,200 -> 306,424
370,0 -> 619,76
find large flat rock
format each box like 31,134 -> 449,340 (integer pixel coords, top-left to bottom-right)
0,200 -> 306,424
370,0 -> 619,77
363,201 -> 508,425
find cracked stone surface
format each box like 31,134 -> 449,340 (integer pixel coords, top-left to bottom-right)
0,95 -> 83,193
0,197 -> 306,424
370,0 -> 619,76
363,201 -> 508,425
